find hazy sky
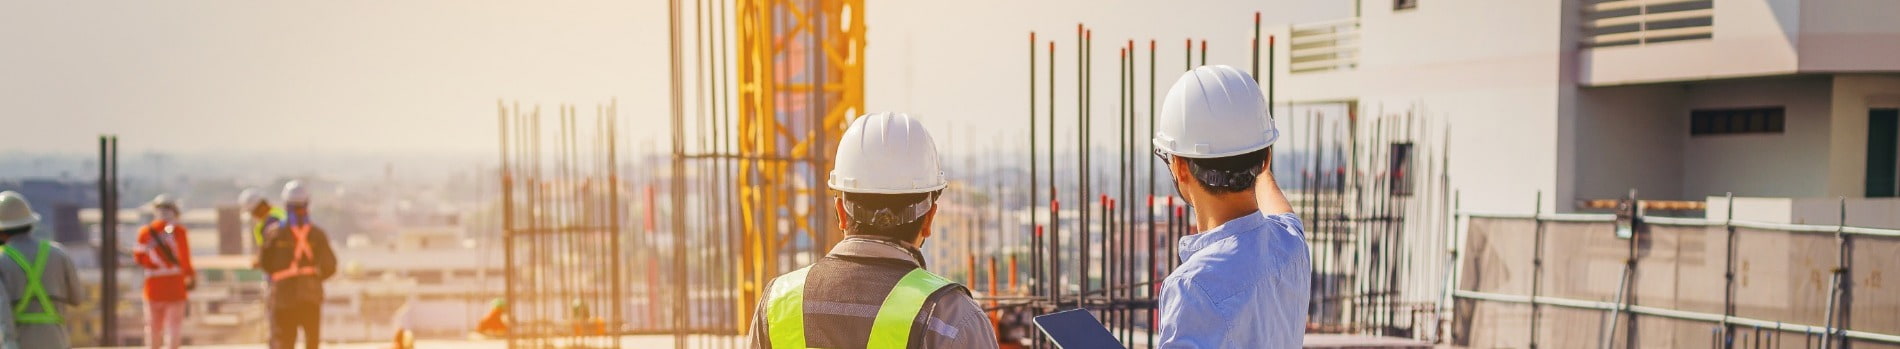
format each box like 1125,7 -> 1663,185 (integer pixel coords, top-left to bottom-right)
1,0 -> 1350,159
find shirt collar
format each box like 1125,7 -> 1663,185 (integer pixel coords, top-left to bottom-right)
1177,211 -> 1267,263
827,236 -> 926,268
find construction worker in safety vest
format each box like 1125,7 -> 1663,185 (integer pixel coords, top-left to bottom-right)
240,187 -> 286,346
1152,66 -> 1310,348
135,194 -> 197,349
745,113 -> 998,349
0,191 -> 81,349
256,181 -> 338,349
239,188 -> 286,254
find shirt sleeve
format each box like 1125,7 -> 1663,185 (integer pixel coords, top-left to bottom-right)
921,292 -> 998,349
1156,277 -> 1235,349
176,227 -> 196,278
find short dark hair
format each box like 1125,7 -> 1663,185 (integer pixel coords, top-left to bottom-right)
840,191 -> 939,242
1,225 -> 31,237
1185,148 -> 1269,195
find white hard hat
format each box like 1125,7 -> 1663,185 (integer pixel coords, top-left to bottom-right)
238,188 -> 266,210
827,112 -> 948,194
148,194 -> 180,211
1153,65 -> 1279,159
282,180 -> 311,204
0,191 -> 40,231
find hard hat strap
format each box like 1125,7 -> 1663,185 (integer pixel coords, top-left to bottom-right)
841,193 -> 936,228
1187,161 -> 1263,190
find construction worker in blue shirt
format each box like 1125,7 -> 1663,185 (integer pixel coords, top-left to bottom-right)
1151,65 -> 1312,348
746,113 -> 998,349
0,191 -> 81,349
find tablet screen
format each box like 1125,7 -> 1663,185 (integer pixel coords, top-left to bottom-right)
1032,309 -> 1125,349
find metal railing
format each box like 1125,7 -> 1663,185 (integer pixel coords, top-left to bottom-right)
1290,18 -> 1360,74
1584,0 -> 1715,48
1449,196 -> 1900,348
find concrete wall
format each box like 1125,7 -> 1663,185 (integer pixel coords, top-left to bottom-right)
1582,0 -> 1804,85
1574,85 -> 1689,201
1277,0 -> 1570,213
1682,76 -> 1834,198
1798,0 -> 1900,72
1825,74 -> 1900,197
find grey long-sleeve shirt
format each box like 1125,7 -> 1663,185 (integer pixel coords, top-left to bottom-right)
0,235 -> 81,349
748,237 -> 998,349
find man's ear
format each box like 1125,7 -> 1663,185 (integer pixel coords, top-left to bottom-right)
916,205 -> 938,242
835,197 -> 849,231
1169,157 -> 1194,187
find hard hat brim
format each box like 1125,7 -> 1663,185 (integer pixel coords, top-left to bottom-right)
1151,128 -> 1279,159
0,213 -> 40,231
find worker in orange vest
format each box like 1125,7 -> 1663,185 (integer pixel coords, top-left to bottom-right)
135,194 -> 196,349
257,181 -> 338,349
476,298 -> 508,338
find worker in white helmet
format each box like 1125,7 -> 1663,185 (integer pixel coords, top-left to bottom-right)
746,113 -> 998,349
135,194 -> 197,349
0,191 -> 80,349
256,181 -> 338,349
238,188 -> 287,254
1152,66 -> 1310,348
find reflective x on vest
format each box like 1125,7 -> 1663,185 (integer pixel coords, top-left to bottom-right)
765,267 -> 957,349
145,226 -> 185,278
270,225 -> 318,282
3,241 -> 61,324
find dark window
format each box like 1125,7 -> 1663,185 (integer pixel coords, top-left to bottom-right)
1868,109 -> 1899,197
1394,0 -> 1418,10
1389,143 -> 1414,196
1690,107 -> 1785,136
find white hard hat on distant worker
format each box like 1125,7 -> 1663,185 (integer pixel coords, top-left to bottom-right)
147,194 -> 180,211
282,180 -> 311,205
1153,65 -> 1279,159
238,188 -> 266,210
0,191 -> 41,231
827,112 -> 948,194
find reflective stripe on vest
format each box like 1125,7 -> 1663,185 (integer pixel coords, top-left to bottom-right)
3,241 -> 61,325
765,266 -> 957,349
145,230 -> 185,278
270,224 -> 318,282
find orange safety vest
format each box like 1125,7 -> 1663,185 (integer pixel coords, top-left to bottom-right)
270,225 -> 319,282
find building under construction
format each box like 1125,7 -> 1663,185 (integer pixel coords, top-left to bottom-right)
486,0 -> 1900,348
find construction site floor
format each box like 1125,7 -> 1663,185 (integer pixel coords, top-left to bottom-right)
85,333 -> 1435,348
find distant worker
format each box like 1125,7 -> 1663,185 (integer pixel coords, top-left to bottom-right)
135,194 -> 198,349
0,191 -> 82,349
475,298 -> 508,338
258,181 -> 339,349
241,187 -> 287,346
569,300 -> 605,336
1152,65 -> 1311,348
745,113 -> 997,349
239,188 -> 287,253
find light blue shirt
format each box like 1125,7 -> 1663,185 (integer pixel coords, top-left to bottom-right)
1158,212 -> 1311,348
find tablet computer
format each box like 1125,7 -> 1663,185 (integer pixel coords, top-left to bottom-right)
1032,309 -> 1125,349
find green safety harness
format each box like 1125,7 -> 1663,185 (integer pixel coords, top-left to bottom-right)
3,240 -> 61,324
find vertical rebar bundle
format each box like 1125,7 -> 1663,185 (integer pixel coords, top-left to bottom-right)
497,102 -> 625,349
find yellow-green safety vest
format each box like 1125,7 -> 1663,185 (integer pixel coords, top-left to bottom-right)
765,267 -> 957,349
3,241 -> 61,325
252,207 -> 286,246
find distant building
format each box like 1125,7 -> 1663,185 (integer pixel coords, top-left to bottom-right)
1270,1 -> 1900,216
